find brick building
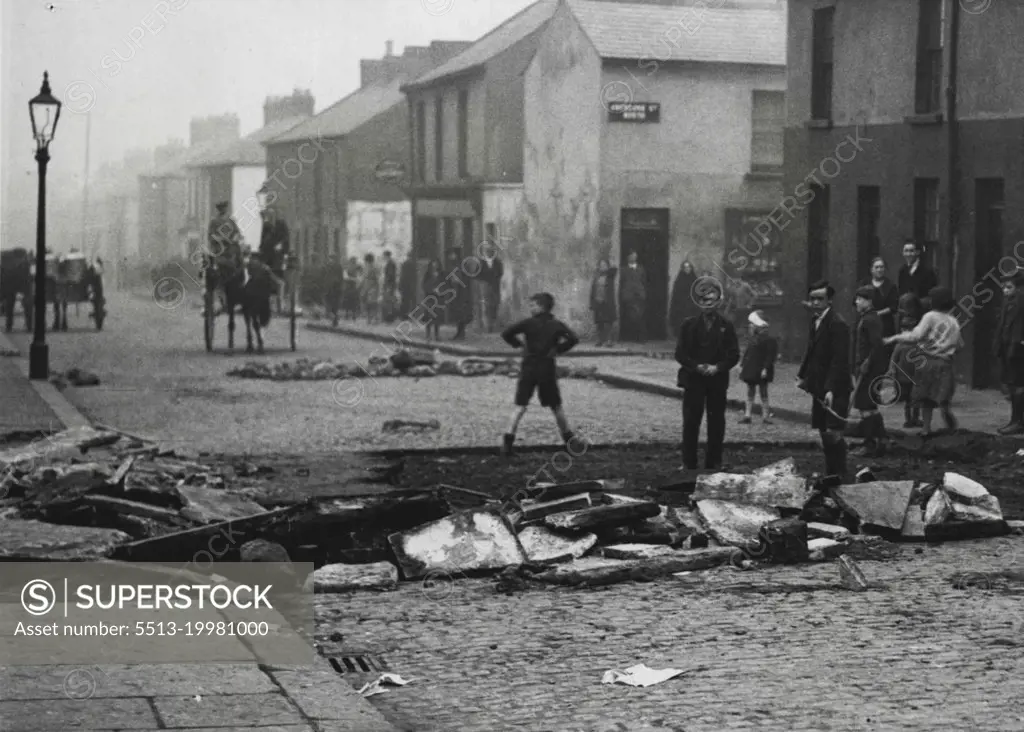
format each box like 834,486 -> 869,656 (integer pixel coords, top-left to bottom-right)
262,41 -> 469,269
780,0 -> 1024,388
404,0 -> 786,336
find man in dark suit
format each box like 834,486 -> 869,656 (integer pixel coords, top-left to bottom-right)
897,239 -> 938,305
675,276 -> 740,470
994,270 -> 1024,434
797,280 -> 853,478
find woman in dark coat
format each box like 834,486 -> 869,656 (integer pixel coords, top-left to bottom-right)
589,257 -> 618,346
863,257 -> 898,339
668,260 -> 698,335
445,249 -> 472,340
421,258 -> 445,341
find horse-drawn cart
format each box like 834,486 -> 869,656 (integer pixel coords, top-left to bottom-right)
49,251 -> 106,331
202,251 -> 296,353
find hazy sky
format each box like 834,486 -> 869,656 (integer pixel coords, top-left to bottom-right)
1,0 -> 535,202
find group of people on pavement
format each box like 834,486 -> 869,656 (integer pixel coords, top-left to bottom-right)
587,250 -> 650,346
666,236 -> 1012,481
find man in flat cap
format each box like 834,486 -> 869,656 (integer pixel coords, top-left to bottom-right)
797,280 -> 852,478
674,275 -> 740,470
850,284 -> 888,455
994,270 -> 1024,434
207,201 -> 242,270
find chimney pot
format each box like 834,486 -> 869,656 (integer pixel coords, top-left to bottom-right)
385,40 -> 394,57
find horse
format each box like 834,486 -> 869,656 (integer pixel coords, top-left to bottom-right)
1,248 -> 33,332
204,250 -> 275,353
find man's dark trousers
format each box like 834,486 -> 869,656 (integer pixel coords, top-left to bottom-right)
682,374 -> 728,469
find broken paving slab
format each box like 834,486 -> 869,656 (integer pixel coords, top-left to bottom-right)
601,544 -> 679,560
533,548 -> 735,587
520,493 -> 592,521
174,484 -> 269,524
517,526 -> 596,564
0,518 -> 130,560
808,538 -> 845,561
544,502 -> 660,532
692,472 -> 811,511
694,499 -> 780,547
0,427 -> 120,469
832,481 -> 915,531
807,522 -> 851,542
387,509 -> 527,580
304,561 -> 398,593
942,472 -> 991,505
754,458 -> 798,478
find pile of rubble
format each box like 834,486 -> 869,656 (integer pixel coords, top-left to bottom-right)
226,351 -> 598,381
310,458 -> 1022,593
0,426 -> 402,562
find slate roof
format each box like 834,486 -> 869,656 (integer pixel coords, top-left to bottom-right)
184,116 -> 309,168
401,0 -> 558,89
267,80 -> 406,144
567,0 -> 786,66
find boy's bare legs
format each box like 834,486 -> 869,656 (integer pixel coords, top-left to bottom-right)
502,407 -> 528,457
552,406 -> 571,437
760,383 -> 772,423
740,384 -> 755,423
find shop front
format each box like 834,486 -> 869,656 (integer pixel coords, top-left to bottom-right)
722,207 -> 785,339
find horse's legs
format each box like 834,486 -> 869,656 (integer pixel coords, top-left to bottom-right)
254,313 -> 264,354
61,299 -> 68,331
227,296 -> 236,350
244,308 -> 253,353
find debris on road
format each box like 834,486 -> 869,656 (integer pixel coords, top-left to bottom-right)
601,664 -> 690,688
544,502 -> 661,531
517,525 -> 597,564
306,561 -> 399,593
838,556 -> 869,591
695,499 -> 781,547
357,673 -> 411,698
226,356 -> 598,382
381,419 -> 441,433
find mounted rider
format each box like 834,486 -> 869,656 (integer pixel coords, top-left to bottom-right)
207,201 -> 243,271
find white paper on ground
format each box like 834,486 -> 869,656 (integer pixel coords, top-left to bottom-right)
601,663 -> 686,687
357,673 -> 411,697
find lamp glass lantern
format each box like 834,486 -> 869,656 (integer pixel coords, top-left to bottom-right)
29,71 -> 62,150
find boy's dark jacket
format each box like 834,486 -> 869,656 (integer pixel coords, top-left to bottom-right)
853,309 -> 888,378
674,311 -> 740,388
798,309 -> 853,398
740,331 -> 778,383
502,312 -> 579,364
994,293 -> 1024,361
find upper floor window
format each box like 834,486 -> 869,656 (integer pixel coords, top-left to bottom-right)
434,96 -> 444,182
751,90 -> 785,171
415,102 -> 426,183
811,6 -> 834,121
915,0 -> 944,114
457,89 -> 469,179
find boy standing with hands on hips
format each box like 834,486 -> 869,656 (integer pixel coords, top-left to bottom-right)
500,293 -> 580,457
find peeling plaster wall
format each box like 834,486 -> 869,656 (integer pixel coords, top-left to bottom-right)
521,2 -> 603,332
481,185 -> 528,323
345,201 -> 412,262
600,63 -> 785,283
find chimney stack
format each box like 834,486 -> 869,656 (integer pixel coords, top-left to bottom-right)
385,40 -> 394,57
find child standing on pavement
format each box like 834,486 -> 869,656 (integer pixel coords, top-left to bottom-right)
739,310 -> 777,424
500,293 -> 580,456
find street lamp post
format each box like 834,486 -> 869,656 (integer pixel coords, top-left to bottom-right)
28,71 -> 62,380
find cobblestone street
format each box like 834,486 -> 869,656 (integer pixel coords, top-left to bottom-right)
320,537 -> 1024,732
4,292 -> 821,453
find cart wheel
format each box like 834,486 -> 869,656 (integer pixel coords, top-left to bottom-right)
204,288 -> 215,352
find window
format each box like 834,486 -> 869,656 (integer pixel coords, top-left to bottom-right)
434,96 -> 444,181
913,178 -> 940,262
462,218 -> 474,257
856,186 -> 881,280
915,0 -> 944,114
334,228 -> 341,258
751,90 -> 785,171
806,184 -> 830,284
416,216 -> 439,261
811,7 -> 834,121
415,102 -> 426,183
457,90 -> 469,179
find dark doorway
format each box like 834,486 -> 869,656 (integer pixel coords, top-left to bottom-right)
806,184 -> 830,285
620,209 -> 670,341
974,178 -> 1005,389
856,186 -> 881,282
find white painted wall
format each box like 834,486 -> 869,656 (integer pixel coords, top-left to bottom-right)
232,165 -> 267,250
345,201 -> 412,261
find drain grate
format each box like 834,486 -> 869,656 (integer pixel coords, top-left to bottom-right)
327,654 -> 387,674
